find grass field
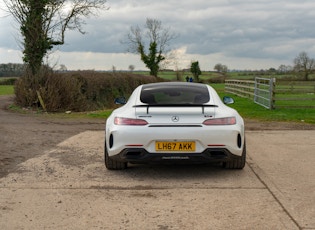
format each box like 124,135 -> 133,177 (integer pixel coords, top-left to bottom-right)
1,73 -> 314,124
0,85 -> 14,95
139,70 -> 315,81
211,83 -> 315,124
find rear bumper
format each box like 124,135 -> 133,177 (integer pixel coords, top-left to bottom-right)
110,147 -> 241,164
107,125 -> 245,157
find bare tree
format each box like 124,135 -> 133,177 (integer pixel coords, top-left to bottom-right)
214,63 -> 228,73
59,64 -> 67,72
278,64 -> 293,74
293,51 -> 315,81
124,18 -> 177,77
3,0 -> 108,75
128,65 -> 135,72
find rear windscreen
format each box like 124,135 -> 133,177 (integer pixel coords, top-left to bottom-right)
140,83 -> 210,105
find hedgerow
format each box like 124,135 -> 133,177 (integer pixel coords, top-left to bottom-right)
14,70 -> 158,112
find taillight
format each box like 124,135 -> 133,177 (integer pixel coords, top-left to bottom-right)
114,117 -> 148,126
203,117 -> 236,125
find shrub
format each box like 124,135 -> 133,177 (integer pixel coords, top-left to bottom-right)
0,78 -> 17,85
14,70 -> 158,112
15,67 -> 53,108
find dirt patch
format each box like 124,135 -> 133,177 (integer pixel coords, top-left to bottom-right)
245,118 -> 315,130
0,95 -> 314,178
0,95 -> 104,178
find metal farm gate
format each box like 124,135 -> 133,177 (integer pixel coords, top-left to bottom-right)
225,77 -> 276,109
254,77 -> 276,109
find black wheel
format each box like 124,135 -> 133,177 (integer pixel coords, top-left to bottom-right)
223,141 -> 246,169
104,143 -> 127,170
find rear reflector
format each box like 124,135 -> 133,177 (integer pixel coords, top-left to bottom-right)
114,117 -> 148,126
203,117 -> 236,125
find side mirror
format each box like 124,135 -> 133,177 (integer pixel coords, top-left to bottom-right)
223,96 -> 234,105
114,97 -> 127,105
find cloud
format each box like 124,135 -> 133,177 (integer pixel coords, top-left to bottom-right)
48,50 -> 146,71
1,0 -> 315,70
0,48 -> 23,63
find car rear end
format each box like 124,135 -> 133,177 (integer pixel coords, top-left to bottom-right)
105,82 -> 245,169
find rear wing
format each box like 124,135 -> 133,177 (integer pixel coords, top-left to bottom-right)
133,104 -> 218,115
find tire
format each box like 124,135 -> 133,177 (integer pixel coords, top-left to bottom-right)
223,141 -> 246,169
104,143 -> 127,170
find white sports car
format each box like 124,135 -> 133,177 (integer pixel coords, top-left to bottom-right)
105,82 -> 246,170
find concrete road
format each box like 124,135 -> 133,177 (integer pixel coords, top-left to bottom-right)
0,130 -> 314,229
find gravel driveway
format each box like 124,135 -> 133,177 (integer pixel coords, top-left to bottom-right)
1,95 -> 315,229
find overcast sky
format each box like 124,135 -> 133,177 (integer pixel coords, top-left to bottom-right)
1,0 -> 315,71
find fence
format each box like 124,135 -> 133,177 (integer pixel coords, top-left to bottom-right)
274,81 -> 315,109
225,78 -> 315,109
225,78 -> 275,109
225,79 -> 255,98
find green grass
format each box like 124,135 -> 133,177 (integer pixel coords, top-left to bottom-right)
228,95 -> 315,123
134,70 -> 222,81
211,84 -> 315,124
0,85 -> 14,95
3,72 -> 315,124
82,83 -> 315,124
126,71 -> 315,81
86,110 -> 113,119
158,71 -> 179,80
275,94 -> 315,107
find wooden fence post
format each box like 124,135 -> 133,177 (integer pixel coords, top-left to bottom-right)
270,78 -> 276,110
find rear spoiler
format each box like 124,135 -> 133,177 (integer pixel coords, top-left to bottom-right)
133,104 -> 218,114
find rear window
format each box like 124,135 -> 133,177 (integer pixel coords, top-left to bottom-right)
140,83 -> 210,105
